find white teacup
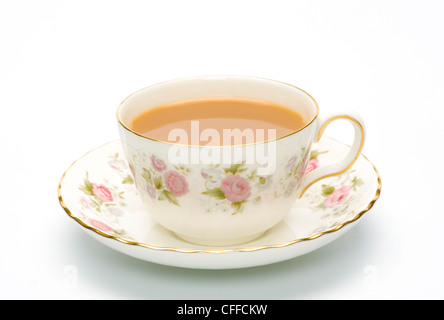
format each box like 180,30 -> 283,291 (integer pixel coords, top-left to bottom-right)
117,76 -> 365,246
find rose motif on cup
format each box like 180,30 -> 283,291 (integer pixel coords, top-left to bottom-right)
151,155 -> 167,172
200,162 -> 267,214
164,170 -> 189,196
130,149 -> 344,214
139,154 -> 190,206
220,174 -> 251,203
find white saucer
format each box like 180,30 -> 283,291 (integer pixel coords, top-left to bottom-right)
58,137 -> 381,269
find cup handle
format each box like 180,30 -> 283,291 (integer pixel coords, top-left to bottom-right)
299,111 -> 366,198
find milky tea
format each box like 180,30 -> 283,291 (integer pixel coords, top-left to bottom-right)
130,97 -> 306,175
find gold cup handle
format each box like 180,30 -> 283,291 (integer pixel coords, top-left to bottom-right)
299,112 -> 366,198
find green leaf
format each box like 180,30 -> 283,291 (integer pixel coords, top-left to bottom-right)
316,203 -> 326,209
310,150 -> 328,159
153,175 -> 163,189
122,175 -> 134,184
84,173 -> 93,192
162,190 -> 180,206
104,203 -> 116,207
79,185 -> 92,195
351,177 -> 364,188
79,172 -> 93,195
321,184 -> 335,196
231,201 -> 244,215
90,199 -> 102,213
258,177 -> 267,185
224,162 -> 245,175
310,150 -> 319,159
201,188 -> 226,200
142,168 -> 151,182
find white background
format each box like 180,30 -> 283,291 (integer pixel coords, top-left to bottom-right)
1,0 -> 443,299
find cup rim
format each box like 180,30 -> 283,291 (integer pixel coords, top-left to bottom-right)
116,75 -> 320,147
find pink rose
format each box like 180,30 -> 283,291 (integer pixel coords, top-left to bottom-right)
164,171 -> 189,196
324,185 -> 351,208
151,155 -> 166,172
89,219 -> 113,233
92,183 -> 114,202
220,174 -> 251,203
305,158 -> 319,174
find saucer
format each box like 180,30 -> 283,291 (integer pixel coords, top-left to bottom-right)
58,137 -> 381,269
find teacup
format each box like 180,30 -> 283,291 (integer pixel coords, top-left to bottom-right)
117,76 -> 365,245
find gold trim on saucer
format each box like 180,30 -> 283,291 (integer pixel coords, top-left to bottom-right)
57,141 -> 381,255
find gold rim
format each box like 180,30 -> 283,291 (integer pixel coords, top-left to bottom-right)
116,75 -> 320,148
57,140 -> 381,254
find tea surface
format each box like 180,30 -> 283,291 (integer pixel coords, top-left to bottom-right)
130,97 -> 307,146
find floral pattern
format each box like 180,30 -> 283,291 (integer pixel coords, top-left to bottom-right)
200,162 -> 268,214
88,218 -> 114,233
139,156 -> 190,206
79,172 -> 124,211
323,185 -> 351,208
151,155 -> 167,172
63,139 -> 376,247
274,148 -> 328,199
91,183 -> 114,202
164,170 -> 189,196
78,169 -> 130,238
220,174 -> 251,203
304,167 -> 365,228
81,144 -> 362,224
305,157 -> 319,174
125,148 -> 333,215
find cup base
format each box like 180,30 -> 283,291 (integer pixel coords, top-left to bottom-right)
172,231 -> 268,247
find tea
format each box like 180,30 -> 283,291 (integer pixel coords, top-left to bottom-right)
130,97 -> 306,146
